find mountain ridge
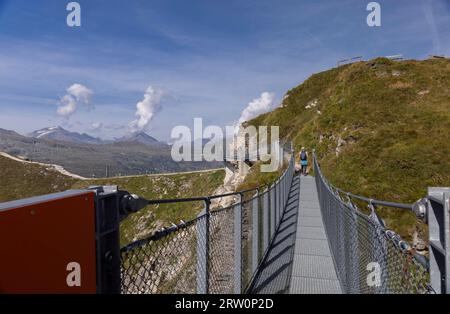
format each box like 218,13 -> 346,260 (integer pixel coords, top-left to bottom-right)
115,131 -> 167,147
0,127 -> 222,177
26,126 -> 167,147
27,126 -> 105,145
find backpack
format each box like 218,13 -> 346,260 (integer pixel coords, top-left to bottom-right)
300,151 -> 307,161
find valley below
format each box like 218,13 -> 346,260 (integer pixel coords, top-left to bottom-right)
0,152 -> 225,246
0,127 -> 222,178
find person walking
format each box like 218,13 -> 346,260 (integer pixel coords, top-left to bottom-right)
299,147 -> 308,176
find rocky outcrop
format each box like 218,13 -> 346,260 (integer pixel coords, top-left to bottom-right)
335,135 -> 357,157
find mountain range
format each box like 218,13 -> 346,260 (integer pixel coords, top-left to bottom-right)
28,126 -> 105,145
26,126 -> 167,147
0,127 -> 221,177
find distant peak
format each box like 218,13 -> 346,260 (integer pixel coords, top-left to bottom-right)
27,126 -> 104,145
115,131 -> 165,146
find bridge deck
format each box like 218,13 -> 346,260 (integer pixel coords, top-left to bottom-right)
248,175 -> 341,294
289,176 -> 341,294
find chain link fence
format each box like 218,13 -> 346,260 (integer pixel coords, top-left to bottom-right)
120,218 -> 200,294
120,148 -> 295,294
313,155 -> 432,294
208,205 -> 236,294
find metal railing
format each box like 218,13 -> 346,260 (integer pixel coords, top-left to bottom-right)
313,154 -> 432,294
120,146 -> 295,294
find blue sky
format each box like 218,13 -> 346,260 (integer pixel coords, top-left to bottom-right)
0,0 -> 449,141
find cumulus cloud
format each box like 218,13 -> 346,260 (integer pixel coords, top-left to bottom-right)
57,94 -> 77,117
67,83 -> 93,106
57,83 -> 94,118
237,92 -> 275,126
129,86 -> 164,132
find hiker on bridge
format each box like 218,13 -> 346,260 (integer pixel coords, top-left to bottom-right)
299,147 -> 308,176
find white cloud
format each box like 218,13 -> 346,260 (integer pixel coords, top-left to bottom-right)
237,92 -> 275,126
129,86 -> 164,132
56,83 -> 93,118
57,94 -> 77,117
67,83 -> 93,106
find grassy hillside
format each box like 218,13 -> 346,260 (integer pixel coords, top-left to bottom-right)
0,154 -> 78,202
248,57 -> 450,241
72,171 -> 225,245
236,160 -> 288,192
0,154 -> 225,246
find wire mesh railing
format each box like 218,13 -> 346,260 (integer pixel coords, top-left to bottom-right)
120,219 -> 200,294
208,205 -> 236,294
120,146 -> 295,294
313,154 -> 432,294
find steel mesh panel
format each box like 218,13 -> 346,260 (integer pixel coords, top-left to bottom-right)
118,147 -> 295,294
120,219 -> 201,294
208,206 -> 235,294
315,159 -> 431,294
255,191 -> 268,264
257,191 -> 267,263
241,197 -> 254,291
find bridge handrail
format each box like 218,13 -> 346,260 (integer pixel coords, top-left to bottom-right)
313,152 -> 432,294
313,152 -> 414,211
142,142 -> 294,205
334,188 -> 413,210
120,144 -> 296,294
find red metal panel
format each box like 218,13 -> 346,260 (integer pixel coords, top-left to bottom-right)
0,191 -> 96,293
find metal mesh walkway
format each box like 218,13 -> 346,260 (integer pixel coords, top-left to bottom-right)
289,176 -> 342,294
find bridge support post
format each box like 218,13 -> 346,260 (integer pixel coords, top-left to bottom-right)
90,186 -> 122,294
234,193 -> 243,294
196,199 -> 210,294
252,190 -> 260,275
427,188 -> 450,294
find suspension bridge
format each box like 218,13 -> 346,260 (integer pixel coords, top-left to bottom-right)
0,145 -> 448,294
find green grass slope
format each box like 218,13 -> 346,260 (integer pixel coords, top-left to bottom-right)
0,154 -> 225,246
0,155 -> 78,202
73,171 -> 225,245
248,58 -> 450,241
